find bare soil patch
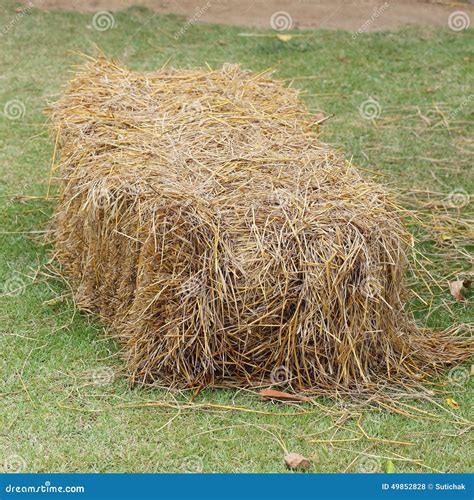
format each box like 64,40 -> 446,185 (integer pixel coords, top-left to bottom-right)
28,0 -> 474,31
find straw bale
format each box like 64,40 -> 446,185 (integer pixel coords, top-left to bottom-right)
48,57 -> 472,393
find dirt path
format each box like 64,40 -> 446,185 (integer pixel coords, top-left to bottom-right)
28,0 -> 474,31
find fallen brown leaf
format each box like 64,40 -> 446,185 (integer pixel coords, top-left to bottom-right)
260,388 -> 311,403
446,398 -> 460,410
284,452 -> 311,471
449,271 -> 474,301
449,280 -> 465,301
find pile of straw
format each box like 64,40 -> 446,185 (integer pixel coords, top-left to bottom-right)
48,57 -> 471,393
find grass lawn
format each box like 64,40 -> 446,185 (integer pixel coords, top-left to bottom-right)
0,1 -> 472,473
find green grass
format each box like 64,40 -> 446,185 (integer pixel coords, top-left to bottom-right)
0,1 -> 472,473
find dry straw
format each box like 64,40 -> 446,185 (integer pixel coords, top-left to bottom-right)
48,56 -> 472,395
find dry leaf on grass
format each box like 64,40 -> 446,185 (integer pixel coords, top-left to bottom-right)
446,398 -> 460,409
259,389 -> 311,403
383,460 -> 396,473
284,452 -> 311,471
276,34 -> 293,42
449,281 -> 465,301
448,272 -> 473,301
